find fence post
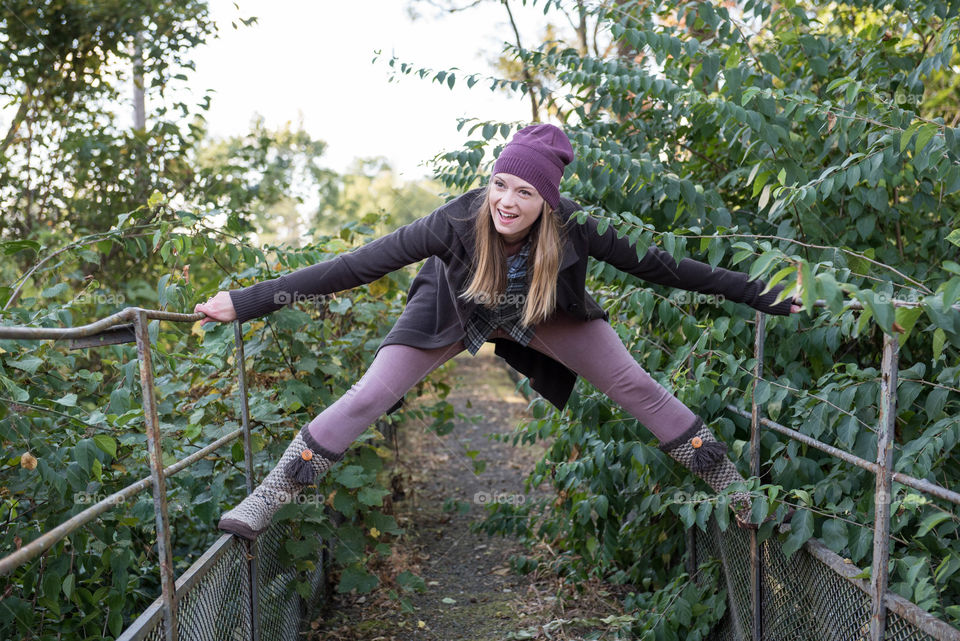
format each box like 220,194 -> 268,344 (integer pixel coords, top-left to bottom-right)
133,310 -> 178,641
749,311 -> 766,641
870,333 -> 899,640
234,321 -> 261,641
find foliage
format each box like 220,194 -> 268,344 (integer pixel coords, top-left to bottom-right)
391,0 -> 960,632
0,0 -> 216,245
0,5 -> 449,636
313,157 -> 445,236
0,199 -> 449,639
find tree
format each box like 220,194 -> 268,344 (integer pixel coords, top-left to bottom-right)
313,157 -> 444,237
406,0 -> 960,633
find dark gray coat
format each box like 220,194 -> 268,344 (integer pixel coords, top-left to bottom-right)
229,189 -> 791,409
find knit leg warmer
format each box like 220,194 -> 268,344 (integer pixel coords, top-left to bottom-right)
659,417 -> 754,529
218,426 -> 343,541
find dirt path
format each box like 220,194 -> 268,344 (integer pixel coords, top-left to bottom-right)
308,346 -> 620,640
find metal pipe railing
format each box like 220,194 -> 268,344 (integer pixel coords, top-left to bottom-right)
234,321 -> 261,641
133,309 -> 178,641
2,293 -> 957,640
749,313 -> 765,641
0,307 -> 201,340
734,301 -> 957,641
870,334 -> 899,640
0,426 -> 243,574
724,405 -> 960,508
0,307 -> 252,641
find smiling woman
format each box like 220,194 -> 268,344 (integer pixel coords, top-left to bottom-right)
490,174 -> 543,242
194,122 -> 801,541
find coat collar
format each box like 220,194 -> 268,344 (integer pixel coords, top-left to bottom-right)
448,190 -> 581,272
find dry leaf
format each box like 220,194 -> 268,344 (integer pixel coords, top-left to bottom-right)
21,452 -> 37,470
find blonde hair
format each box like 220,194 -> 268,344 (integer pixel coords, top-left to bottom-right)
459,183 -> 563,326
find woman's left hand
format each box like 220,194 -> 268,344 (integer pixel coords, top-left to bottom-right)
789,297 -> 802,314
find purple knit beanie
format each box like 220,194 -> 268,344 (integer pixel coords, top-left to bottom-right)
492,123 -> 574,210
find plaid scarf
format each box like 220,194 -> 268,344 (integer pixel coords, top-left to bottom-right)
464,239 -> 535,355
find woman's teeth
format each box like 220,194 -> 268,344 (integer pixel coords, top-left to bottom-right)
500,210 -> 518,219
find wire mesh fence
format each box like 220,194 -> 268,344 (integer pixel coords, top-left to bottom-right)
118,514 -> 327,641
697,518 -> 955,641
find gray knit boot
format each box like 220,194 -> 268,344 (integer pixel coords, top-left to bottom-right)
218,426 -> 343,541
659,417 -> 755,529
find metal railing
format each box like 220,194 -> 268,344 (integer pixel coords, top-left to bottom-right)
0,307 -> 311,641
2,297 -> 959,640
707,302 -> 960,641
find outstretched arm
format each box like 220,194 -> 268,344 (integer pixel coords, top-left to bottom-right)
583,216 -> 800,315
197,207 -> 464,325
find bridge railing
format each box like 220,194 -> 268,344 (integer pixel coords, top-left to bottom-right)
3,297 -> 960,641
0,308 -> 300,641
707,300 -> 960,641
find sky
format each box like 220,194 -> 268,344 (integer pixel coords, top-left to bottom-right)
189,0 -> 553,180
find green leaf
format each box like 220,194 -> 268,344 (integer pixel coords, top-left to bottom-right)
55,393 -> 78,407
946,229 -> 960,248
933,328 -> 946,361
894,306 -> 924,345
900,121 -> 922,153
782,508 -> 814,558
749,250 -> 780,280
93,435 -> 117,459
396,570 -> 426,593
915,124 -> 938,156
357,486 -> 389,506
916,512 -> 951,537
1,239 -> 41,255
42,282 -> 69,298
0,375 -> 30,402
62,574 -> 75,600
7,356 -> 43,375
108,609 -> 123,636
800,260 -> 816,311
924,388 -> 948,421
758,184 -> 771,210
337,565 -> 379,594
821,519 -> 848,553
333,465 -> 367,489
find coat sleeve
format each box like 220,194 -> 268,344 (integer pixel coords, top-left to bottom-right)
228,207 -> 464,323
583,215 -> 793,315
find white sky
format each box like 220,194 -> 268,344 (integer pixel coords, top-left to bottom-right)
190,0 -> 553,180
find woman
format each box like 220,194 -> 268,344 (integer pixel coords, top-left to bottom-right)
195,124 -> 800,541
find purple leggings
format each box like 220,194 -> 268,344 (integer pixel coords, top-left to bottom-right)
307,312 -> 698,453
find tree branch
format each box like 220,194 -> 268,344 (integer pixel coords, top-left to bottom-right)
0,85 -> 32,156
502,0 -> 540,122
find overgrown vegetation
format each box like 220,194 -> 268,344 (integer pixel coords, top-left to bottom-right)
2,0 -> 959,639
391,0 -> 960,636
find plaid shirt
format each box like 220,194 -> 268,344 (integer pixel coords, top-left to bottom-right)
464,239 -> 535,355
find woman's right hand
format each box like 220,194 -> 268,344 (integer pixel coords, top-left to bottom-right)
194,291 -> 237,326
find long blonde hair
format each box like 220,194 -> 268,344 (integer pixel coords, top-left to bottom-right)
459,183 -> 563,326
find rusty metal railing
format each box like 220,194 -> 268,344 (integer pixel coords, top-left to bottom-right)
3,294 -> 959,640
0,308 -> 261,641
724,299 -> 960,641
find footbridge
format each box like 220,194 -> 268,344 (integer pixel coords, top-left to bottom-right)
0,304 -> 958,641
